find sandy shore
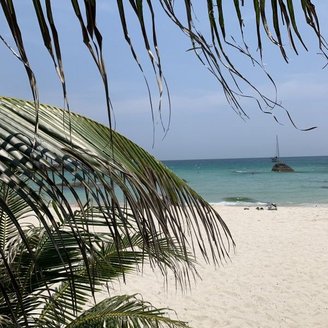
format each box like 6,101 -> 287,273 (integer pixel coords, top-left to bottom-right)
109,205 -> 328,327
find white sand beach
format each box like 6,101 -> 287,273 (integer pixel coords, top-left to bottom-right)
111,205 -> 328,327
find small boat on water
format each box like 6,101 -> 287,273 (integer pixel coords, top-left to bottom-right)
271,135 -> 280,162
271,136 -> 294,172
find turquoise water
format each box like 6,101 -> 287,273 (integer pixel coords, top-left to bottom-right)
163,156 -> 328,206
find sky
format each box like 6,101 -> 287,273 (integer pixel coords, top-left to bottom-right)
0,1 -> 327,160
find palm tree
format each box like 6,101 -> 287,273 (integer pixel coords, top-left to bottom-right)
0,1 -> 326,327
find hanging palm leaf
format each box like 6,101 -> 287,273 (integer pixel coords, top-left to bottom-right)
0,96 -> 233,326
1,2 -> 326,127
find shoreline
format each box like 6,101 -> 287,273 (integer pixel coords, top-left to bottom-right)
109,205 -> 328,327
210,202 -> 328,208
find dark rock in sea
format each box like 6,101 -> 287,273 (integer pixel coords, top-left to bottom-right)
272,163 -> 294,172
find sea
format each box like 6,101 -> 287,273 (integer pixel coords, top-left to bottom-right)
163,156 -> 328,207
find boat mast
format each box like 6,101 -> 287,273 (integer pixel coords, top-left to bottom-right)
276,135 -> 280,160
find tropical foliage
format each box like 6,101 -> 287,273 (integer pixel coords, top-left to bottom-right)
0,1 -> 326,327
0,179 -> 190,327
0,97 -> 233,326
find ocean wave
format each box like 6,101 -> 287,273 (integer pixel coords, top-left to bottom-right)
211,201 -> 268,206
233,170 -> 263,175
223,196 -> 258,203
210,201 -> 328,207
212,196 -> 268,206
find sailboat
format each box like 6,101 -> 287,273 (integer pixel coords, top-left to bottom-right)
271,135 -> 279,162
271,136 -> 294,172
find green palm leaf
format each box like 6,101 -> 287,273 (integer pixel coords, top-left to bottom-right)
36,228 -> 194,326
0,181 -> 196,326
67,294 -> 189,328
0,96 -> 233,325
0,96 -> 233,260
0,182 -> 34,251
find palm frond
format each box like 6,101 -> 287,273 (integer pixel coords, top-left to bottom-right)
30,208 -> 196,325
1,2 -> 326,128
0,96 -> 233,262
0,1 -> 40,134
67,294 -> 190,328
0,182 -> 34,251
0,96 -> 233,325
1,198 -> 196,326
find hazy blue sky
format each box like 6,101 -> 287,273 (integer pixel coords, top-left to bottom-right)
0,2 -> 327,160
